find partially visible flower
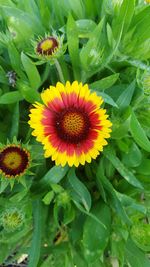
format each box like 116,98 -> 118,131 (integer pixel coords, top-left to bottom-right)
0,144 -> 30,179
0,208 -> 24,232
33,33 -> 66,63
28,81 -> 112,167
145,0 -> 150,4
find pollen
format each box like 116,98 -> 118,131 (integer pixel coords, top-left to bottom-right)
40,39 -> 53,51
3,151 -> 22,170
63,112 -> 84,136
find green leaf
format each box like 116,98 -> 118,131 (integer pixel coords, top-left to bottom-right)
90,73 -> 119,91
0,179 -> 9,193
122,142 -> 142,168
125,238 -> 150,267
83,202 -> 111,263
7,42 -> 25,78
136,159 -> 150,175
73,201 -> 106,228
9,102 -> 19,140
28,200 -> 42,267
112,0 -> 135,39
0,91 -> 23,104
2,6 -> 43,40
38,0 -> 51,30
103,146 -> 143,189
42,191 -> 54,205
97,159 -> 131,225
17,81 -> 41,103
21,52 -> 41,90
95,91 -> 118,107
132,6 -> 150,44
67,0 -> 84,18
43,165 -> 69,184
67,14 -> 80,80
76,19 -> 97,38
130,111 -> 150,152
116,80 -> 135,109
116,192 -> 146,214
0,66 -> 8,84
107,23 -> 115,48
67,168 -> 91,212
80,18 -> 104,72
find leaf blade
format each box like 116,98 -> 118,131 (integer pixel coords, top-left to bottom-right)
130,111 -> 150,152
67,168 -> 91,211
103,146 -> 143,189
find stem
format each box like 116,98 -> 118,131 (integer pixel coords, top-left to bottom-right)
54,59 -> 65,84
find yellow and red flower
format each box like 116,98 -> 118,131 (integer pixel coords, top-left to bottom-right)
33,33 -> 66,63
0,144 -> 30,179
36,36 -> 59,56
28,81 -> 112,167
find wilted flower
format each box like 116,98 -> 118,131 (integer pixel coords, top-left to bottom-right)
6,71 -> 17,87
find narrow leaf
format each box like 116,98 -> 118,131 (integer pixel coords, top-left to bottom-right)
83,202 -> 111,263
28,200 -> 42,267
103,146 -> 143,189
116,80 -> 135,109
76,19 -> 97,38
43,165 -> 69,184
130,111 -> 150,152
125,238 -> 150,267
67,168 -> 91,211
90,73 -> 119,91
0,91 -> 23,104
21,52 -> 41,90
67,14 -> 80,80
17,81 -> 41,103
95,91 -> 118,107
113,0 -> 135,39
9,102 -> 19,140
97,160 -> 131,225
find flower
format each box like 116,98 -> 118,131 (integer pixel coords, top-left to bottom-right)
34,33 -> 66,63
0,144 -> 30,179
29,81 -> 112,167
145,0 -> 150,3
36,36 -> 59,56
0,208 -> 24,232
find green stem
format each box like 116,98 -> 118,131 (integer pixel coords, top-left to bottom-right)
54,59 -> 65,84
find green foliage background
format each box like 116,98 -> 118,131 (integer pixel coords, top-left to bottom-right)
0,0 -> 150,266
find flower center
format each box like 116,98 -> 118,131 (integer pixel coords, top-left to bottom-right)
55,108 -> 90,144
63,112 -> 84,136
40,39 -> 53,51
36,37 -> 58,55
3,151 -> 22,170
0,146 -> 30,178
